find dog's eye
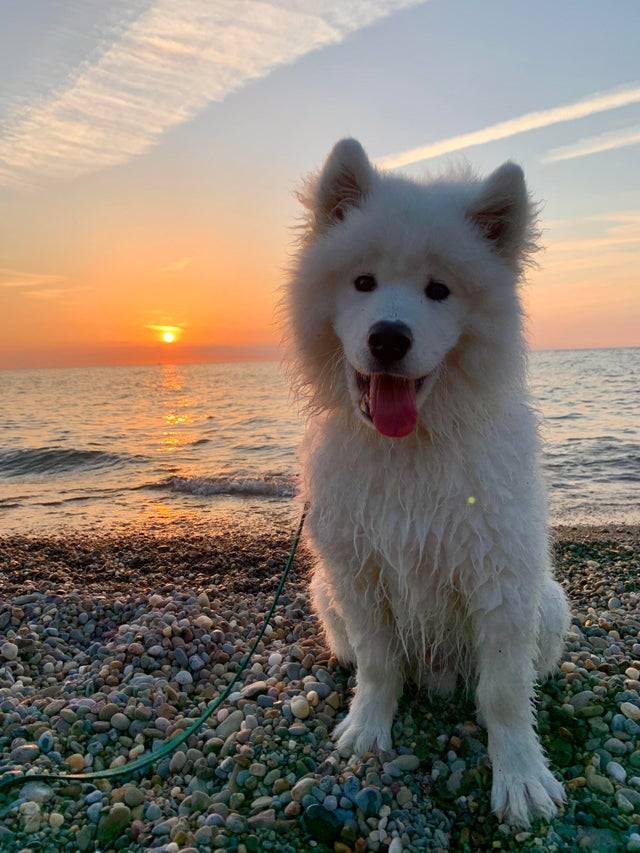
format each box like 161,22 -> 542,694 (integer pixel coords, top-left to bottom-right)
425,279 -> 450,301
354,274 -> 376,292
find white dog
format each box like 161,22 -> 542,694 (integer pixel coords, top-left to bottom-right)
282,139 -> 571,827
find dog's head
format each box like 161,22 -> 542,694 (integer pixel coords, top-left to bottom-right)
284,139 -> 538,437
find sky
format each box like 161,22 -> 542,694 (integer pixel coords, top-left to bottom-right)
1,0 -> 639,369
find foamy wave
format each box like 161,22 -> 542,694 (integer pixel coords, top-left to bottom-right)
0,447 -> 139,477
151,474 -> 297,498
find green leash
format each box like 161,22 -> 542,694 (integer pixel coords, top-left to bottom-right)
0,506 -> 308,794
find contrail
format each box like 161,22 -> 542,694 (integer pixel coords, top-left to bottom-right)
377,83 -> 640,169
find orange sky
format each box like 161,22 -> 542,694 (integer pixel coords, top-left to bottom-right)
3,187 -> 637,369
1,2 -> 639,369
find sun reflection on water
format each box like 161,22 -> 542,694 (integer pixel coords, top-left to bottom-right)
158,364 -> 198,450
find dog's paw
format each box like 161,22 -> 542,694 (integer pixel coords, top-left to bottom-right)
333,710 -> 392,756
491,763 -> 565,827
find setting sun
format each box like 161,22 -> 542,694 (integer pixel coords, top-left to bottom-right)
146,324 -> 182,346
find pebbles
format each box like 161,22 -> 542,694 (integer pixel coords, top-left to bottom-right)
175,669 -> 193,686
1,641 -> 18,661
1,527 -> 640,851
215,709 -> 243,739
354,786 -> 383,816
10,744 -> 40,764
290,695 -> 311,719
622,702 -> 640,721
96,803 -> 132,845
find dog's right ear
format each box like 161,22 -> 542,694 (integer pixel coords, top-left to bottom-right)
312,138 -> 374,230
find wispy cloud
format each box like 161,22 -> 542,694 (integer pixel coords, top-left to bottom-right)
0,268 -> 66,289
540,209 -> 640,273
145,323 -> 184,333
543,211 -> 640,230
0,268 -> 91,300
25,287 -> 90,299
543,124 -> 640,163
0,0 -> 425,187
377,82 -> 640,169
158,257 -> 192,273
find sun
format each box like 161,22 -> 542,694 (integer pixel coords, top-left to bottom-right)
146,323 -> 182,344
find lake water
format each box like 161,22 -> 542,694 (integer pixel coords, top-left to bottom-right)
1,349 -> 638,534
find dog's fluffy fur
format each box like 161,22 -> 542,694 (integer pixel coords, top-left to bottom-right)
282,139 -> 571,826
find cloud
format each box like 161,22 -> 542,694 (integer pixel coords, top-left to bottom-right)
0,0 -> 426,187
145,323 -> 184,333
542,124 -> 640,163
539,209 -> 640,275
158,257 -> 192,273
0,268 -> 90,301
25,287 -> 89,298
376,82 -> 640,169
0,268 -> 66,289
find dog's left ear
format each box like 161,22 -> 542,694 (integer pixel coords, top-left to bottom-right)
313,138 -> 374,230
467,162 -> 534,263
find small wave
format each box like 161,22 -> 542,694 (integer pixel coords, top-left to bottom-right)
190,438 -> 210,446
147,474 -> 297,498
546,413 -> 584,420
0,447 -> 140,477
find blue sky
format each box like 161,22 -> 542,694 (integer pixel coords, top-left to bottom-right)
1,0 -> 639,366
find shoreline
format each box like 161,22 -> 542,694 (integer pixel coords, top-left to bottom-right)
1,522 -> 638,597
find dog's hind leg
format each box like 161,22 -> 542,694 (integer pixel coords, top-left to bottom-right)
310,569 -> 355,666
535,578 -> 570,678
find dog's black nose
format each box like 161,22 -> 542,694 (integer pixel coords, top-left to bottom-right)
368,321 -> 412,364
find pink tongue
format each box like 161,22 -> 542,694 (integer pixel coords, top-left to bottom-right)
369,374 -> 417,438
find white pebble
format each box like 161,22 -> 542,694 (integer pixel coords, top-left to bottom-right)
291,696 -> 310,720
49,812 -> 64,830
621,702 -> 640,721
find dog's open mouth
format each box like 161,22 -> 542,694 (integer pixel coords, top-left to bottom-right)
356,372 -> 425,438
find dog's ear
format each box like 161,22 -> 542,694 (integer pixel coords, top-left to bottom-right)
467,162 -> 534,263
313,138 -> 374,229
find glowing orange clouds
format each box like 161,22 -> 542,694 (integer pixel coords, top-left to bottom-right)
146,324 -> 182,344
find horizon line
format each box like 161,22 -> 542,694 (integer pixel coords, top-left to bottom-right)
1,343 -> 638,372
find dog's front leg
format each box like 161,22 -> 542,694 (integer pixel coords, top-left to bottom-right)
471,584 -> 565,827
332,589 -> 403,755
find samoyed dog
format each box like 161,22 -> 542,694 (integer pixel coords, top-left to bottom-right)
282,139 -> 570,826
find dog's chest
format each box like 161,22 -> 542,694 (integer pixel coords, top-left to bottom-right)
306,420 -> 468,525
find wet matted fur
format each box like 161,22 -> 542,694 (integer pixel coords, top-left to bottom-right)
281,139 -> 570,827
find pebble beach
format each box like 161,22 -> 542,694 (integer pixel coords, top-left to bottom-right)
1,524 -> 640,853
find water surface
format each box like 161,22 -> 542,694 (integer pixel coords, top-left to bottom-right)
1,350 -> 638,534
